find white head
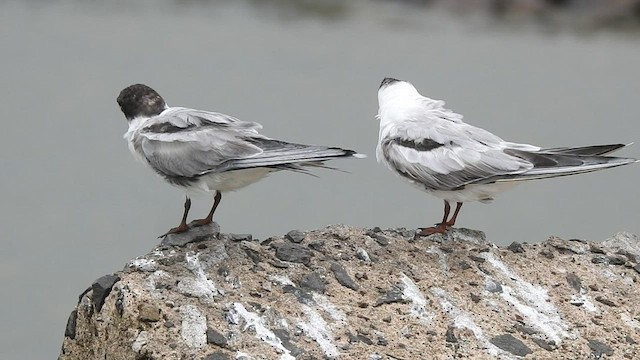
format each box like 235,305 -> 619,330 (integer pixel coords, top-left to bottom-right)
377,78 -> 423,124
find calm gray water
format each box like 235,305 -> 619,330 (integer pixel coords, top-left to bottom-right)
1,1 -> 638,358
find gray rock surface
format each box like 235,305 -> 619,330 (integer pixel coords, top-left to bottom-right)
59,225 -> 640,359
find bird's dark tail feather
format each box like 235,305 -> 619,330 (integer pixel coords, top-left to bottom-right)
541,143 -> 630,156
214,143 -> 365,173
493,147 -> 637,183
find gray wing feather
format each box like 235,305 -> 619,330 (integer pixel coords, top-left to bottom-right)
135,108 -> 355,178
381,138 -> 532,191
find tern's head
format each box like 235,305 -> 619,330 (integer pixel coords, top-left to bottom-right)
117,84 -> 167,120
377,77 -> 422,116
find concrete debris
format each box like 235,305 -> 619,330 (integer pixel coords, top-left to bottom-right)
59,224 -> 640,359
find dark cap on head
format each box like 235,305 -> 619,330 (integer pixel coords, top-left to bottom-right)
380,77 -> 400,89
117,84 -> 166,120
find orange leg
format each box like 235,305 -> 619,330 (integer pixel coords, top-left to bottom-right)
193,192 -> 222,226
418,201 -> 463,236
159,196 -> 191,238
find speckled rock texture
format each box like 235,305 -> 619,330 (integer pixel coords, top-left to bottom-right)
58,225 -> 640,360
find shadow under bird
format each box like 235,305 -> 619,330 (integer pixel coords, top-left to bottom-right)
376,77 -> 638,236
117,84 -> 364,237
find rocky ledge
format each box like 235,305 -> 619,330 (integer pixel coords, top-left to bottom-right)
59,224 -> 640,360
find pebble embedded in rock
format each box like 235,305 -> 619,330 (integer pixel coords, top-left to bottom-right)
91,274 -> 120,313
507,242 -> 525,253
468,255 -> 485,263
607,256 -> 626,265
285,230 -> 305,243
566,273 -> 582,291
591,256 -> 607,264
445,325 -> 457,343
161,222 -> 220,247
634,264 -> 640,275
206,328 -> 227,347
308,240 -> 325,251
369,232 -> 390,246
470,293 -> 481,303
489,334 -> 532,357
115,289 -> 124,316
595,296 -> 617,307
485,279 -> 503,293
299,272 -> 326,294
375,288 -> 405,306
356,248 -> 371,262
138,303 -> 162,322
272,328 -> 304,357
377,335 -> 388,346
64,310 -> 77,339
283,285 -> 313,304
588,339 -> 614,358
532,338 -> 555,351
228,233 -> 252,242
203,351 -> 231,360
330,263 -> 359,290
273,243 -> 313,266
539,249 -> 555,259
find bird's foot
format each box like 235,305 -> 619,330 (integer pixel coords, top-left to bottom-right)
417,224 -> 449,236
158,223 -> 190,238
191,218 -> 213,227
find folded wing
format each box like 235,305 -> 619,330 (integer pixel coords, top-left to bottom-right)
134,108 -> 357,178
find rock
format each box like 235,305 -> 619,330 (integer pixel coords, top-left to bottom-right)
507,242 -> 525,253
227,233 -> 252,242
470,293 -> 481,303
161,221 -> 220,247
272,328 -> 304,356
634,264 -> 640,275
468,255 -> 485,263
285,230 -> 305,243
566,273 -> 582,291
330,262 -> 359,290
595,296 -> 617,307
299,271 -> 326,294
356,247 -> 371,262
58,226 -> 640,360
91,274 -> 120,313
203,351 -> 230,360
206,328 -> 227,347
589,244 -> 606,254
607,255 -> 626,265
272,243 -> 313,265
588,339 -> 614,358
539,248 -> 555,259
64,310 -> 77,339
367,231 -> 390,246
625,335 -> 637,345
532,337 -> 555,351
602,232 -> 640,256
375,288 -> 406,306
547,236 -> 587,254
445,325 -> 457,343
489,334 -> 533,357
485,279 -> 502,293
